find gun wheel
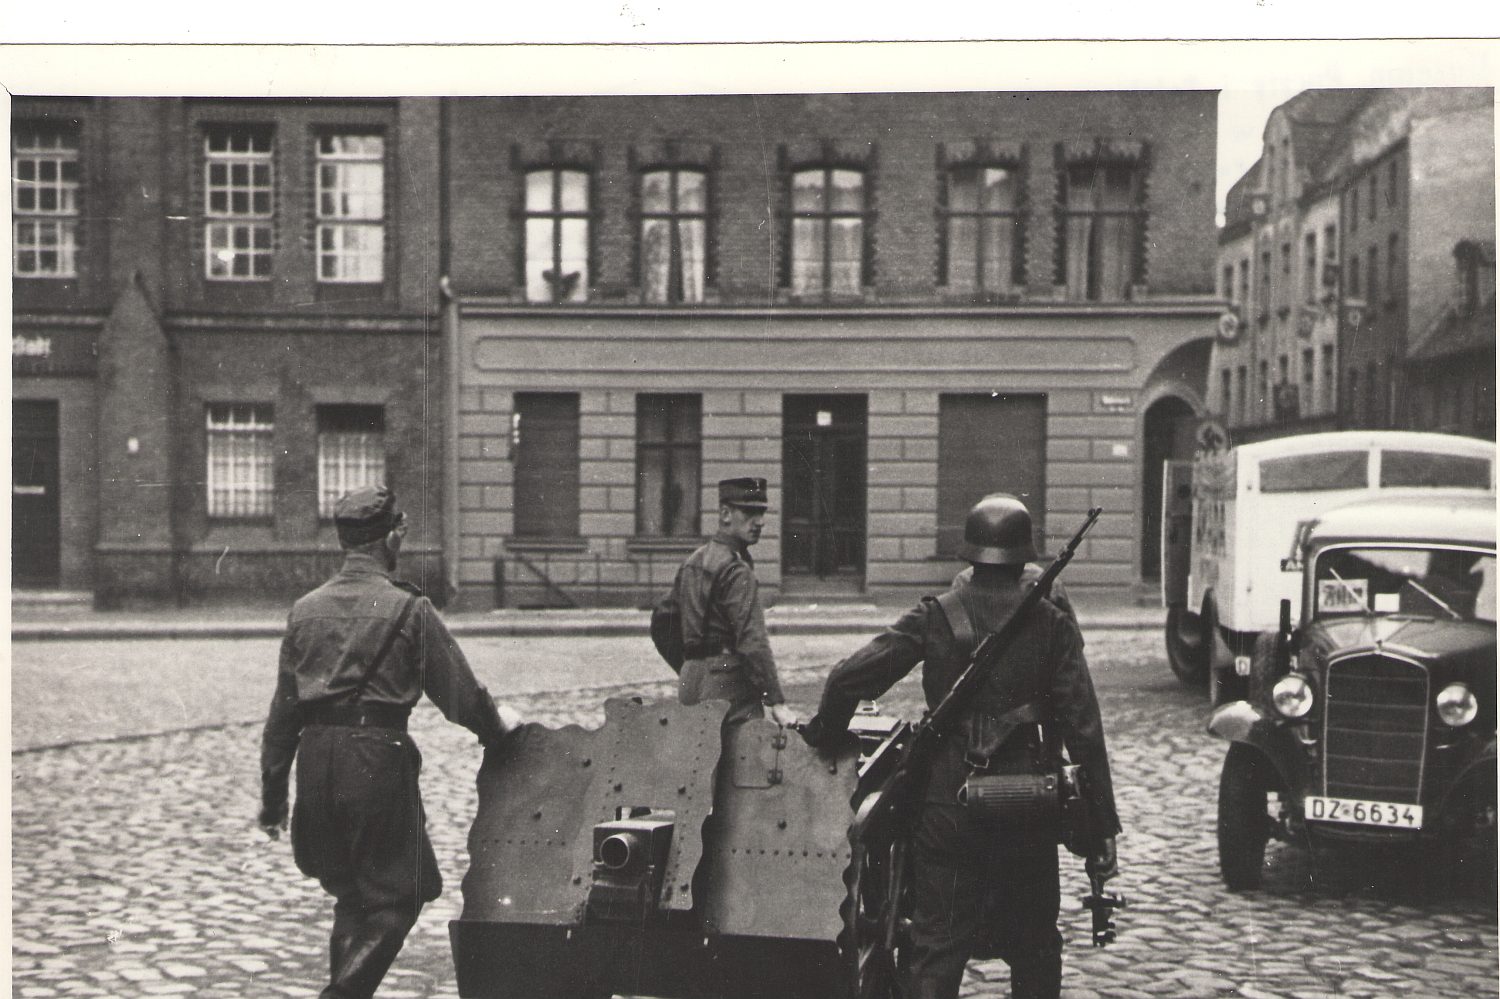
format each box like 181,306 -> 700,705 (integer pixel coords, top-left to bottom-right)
843,838 -> 909,999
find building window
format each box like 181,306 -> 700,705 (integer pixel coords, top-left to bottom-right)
525,169 -> 590,303
1323,224 -> 1338,296
1303,232 -> 1318,304
1349,188 -> 1359,236
635,394 -> 701,537
1349,253 -> 1361,297
1236,366 -> 1248,425
942,164 -> 1022,295
1220,368 -> 1233,418
1280,242 -> 1292,309
204,128 -> 274,280
316,134 -> 384,284
640,169 -> 707,304
1302,348 -> 1315,412
317,405 -> 385,519
13,124 -> 81,278
1238,259 -> 1250,309
1368,173 -> 1378,221
1060,160 -> 1141,301
513,393 -> 580,538
1222,264 -> 1234,302
1386,234 -> 1400,303
938,394 -> 1046,556
1258,249 -> 1272,321
1321,344 -> 1335,413
206,403 -> 274,519
1367,246 -> 1379,311
790,166 -> 865,296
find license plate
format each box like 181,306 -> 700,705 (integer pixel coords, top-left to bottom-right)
1306,795 -> 1423,829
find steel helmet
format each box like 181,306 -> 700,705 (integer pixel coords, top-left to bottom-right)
957,493 -> 1037,565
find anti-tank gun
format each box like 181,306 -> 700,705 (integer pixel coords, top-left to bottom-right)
448,511 -> 1117,998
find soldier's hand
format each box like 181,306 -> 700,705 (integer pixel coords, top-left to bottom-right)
1086,836 -> 1118,883
768,703 -> 800,728
496,703 -> 525,735
257,803 -> 288,841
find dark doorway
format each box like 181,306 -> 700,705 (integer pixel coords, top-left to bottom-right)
1141,395 -> 1198,579
782,395 -> 867,583
13,400 -> 61,589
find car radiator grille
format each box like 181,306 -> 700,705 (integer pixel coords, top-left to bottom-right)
1322,654 -> 1429,804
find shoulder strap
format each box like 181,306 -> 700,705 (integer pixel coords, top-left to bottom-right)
352,590 -> 419,702
935,589 -> 977,653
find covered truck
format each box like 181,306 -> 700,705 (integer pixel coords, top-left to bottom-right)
1160,430 -> 1493,700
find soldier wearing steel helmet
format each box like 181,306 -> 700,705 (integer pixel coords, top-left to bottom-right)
805,494 -> 1119,999
258,485 -> 524,999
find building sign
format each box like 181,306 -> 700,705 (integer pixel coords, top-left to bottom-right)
12,329 -> 97,376
1097,392 -> 1134,413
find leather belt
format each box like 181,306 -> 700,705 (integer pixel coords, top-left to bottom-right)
304,702 -> 410,731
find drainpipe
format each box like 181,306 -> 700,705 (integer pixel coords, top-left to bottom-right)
438,99 -> 463,605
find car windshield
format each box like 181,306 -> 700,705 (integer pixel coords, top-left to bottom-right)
1313,545 -> 1496,623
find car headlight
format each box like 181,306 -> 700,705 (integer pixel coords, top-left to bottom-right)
1436,683 -> 1478,727
1272,673 -> 1315,719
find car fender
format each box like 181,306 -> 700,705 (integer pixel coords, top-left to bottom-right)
1206,700 -> 1305,794
1438,735 -> 1498,811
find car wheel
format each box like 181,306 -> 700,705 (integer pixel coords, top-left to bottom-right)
1165,603 -> 1208,687
1218,743 -> 1271,891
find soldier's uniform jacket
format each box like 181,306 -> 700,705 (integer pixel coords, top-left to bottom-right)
675,532 -> 786,711
815,574 -> 1119,836
260,551 -> 505,814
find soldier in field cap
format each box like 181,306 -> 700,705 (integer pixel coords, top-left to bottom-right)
672,476 -> 799,727
259,484 -> 524,999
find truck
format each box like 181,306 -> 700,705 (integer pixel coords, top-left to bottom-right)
1206,490 -> 1496,890
1160,430 -> 1494,702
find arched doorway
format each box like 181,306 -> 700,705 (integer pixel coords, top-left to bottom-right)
1140,395 -> 1197,579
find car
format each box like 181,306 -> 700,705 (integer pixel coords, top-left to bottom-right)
1206,491 -> 1496,890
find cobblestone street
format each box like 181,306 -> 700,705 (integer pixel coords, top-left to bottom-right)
12,630 -> 1498,998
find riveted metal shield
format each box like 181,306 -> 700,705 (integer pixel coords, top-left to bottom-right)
697,718 -> 861,940
458,695 -> 728,925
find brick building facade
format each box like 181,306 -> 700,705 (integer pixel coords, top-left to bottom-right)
442,93 -> 1222,608
11,97 -> 448,605
1211,87 -> 1495,446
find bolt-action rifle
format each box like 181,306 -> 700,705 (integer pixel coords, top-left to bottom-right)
844,507 -> 1103,851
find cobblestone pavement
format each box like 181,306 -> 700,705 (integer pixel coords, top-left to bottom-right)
11,631 -> 1497,998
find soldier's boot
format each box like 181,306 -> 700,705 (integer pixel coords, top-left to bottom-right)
321,902 -> 418,999
1009,953 -> 1062,999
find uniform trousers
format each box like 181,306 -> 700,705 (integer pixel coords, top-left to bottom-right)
904,804 -> 1063,999
292,725 -> 442,999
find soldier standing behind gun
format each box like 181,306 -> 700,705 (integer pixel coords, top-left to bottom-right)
804,494 -> 1119,999
675,476 -> 799,728
258,486 -> 522,999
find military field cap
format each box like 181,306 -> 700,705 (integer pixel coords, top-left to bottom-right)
718,476 -> 769,511
334,485 -> 404,547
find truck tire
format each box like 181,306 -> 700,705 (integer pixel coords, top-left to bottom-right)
1165,603 -> 1208,687
1218,743 -> 1271,891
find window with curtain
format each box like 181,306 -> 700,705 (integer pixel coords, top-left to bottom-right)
942,164 -> 1022,294
1061,159 -> 1141,301
316,133 -> 385,283
317,405 -> 386,519
640,169 -> 707,304
635,394 -> 702,537
524,168 -> 590,303
12,124 -> 81,278
790,167 -> 865,295
206,403 -> 274,519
